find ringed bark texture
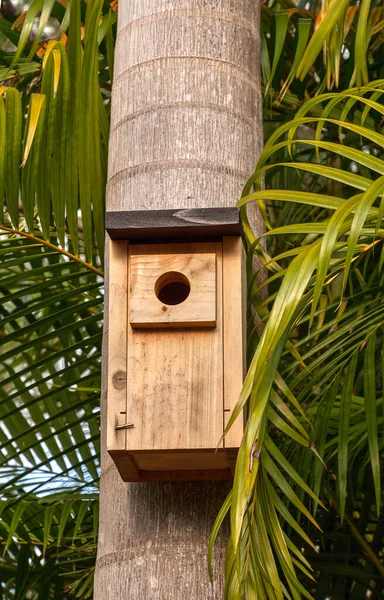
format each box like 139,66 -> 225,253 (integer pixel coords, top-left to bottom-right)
95,1 -> 263,599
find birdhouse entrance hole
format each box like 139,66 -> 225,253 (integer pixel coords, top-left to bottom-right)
155,271 -> 191,305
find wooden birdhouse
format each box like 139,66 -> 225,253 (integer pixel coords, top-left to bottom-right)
105,208 -> 245,482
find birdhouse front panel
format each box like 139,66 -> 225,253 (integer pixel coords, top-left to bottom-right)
129,250 -> 217,327
107,236 -> 244,482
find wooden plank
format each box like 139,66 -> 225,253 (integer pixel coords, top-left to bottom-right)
222,236 -> 245,449
126,242 -> 224,453
129,252 -> 216,327
105,207 -> 241,240
109,450 -> 234,482
108,450 -> 140,481
106,240 -> 128,452
134,450 -> 231,471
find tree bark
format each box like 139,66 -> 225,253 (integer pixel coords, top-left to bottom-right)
94,2 -> 263,598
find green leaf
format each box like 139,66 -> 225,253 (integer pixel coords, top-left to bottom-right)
310,193 -> 362,324
342,175 -> 384,297
297,0 -> 350,81
264,437 -> 325,511
364,330 -> 381,514
280,18 -> 311,99
208,490 -> 232,581
42,504 -> 56,556
4,88 -> 22,228
265,10 -> 289,96
337,350 -> 359,520
0,91 -> 5,217
262,449 -> 321,531
28,0 -> 57,60
57,501 -> 73,546
9,0 -> 45,69
78,0 -> 104,262
265,476 -> 316,551
355,0 -> 372,87
4,503 -> 28,552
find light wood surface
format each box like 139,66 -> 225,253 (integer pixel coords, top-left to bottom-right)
107,238 -> 244,476
109,449 -> 234,482
106,240 -> 128,452
223,237 -> 245,449
129,250 -> 216,327
125,242 -> 224,453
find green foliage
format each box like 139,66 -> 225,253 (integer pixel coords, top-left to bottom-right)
0,0 -> 114,261
0,232 -> 103,598
262,0 -> 384,115
0,0 -> 115,596
1,1 -> 384,599
0,495 -> 98,599
214,83 -> 384,598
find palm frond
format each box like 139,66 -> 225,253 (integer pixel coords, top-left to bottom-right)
217,85 -> 384,598
261,0 -> 384,114
0,0 -> 116,263
0,493 -> 98,599
0,231 -> 102,489
0,229 -> 103,599
0,3 -> 114,597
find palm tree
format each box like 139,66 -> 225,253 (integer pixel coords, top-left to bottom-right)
1,0 -> 383,598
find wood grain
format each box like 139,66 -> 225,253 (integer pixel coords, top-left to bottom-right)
129,249 -> 216,327
125,242 -> 224,453
107,240 -> 128,452
107,240 -> 244,479
222,237 -> 245,449
105,207 -> 241,240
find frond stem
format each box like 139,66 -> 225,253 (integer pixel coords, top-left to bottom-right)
0,225 -> 104,277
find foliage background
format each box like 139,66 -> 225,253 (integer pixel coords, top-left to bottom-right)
0,0 -> 383,598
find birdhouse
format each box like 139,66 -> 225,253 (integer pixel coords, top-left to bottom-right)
105,208 -> 245,481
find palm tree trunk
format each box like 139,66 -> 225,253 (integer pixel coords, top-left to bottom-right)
94,2 -> 263,598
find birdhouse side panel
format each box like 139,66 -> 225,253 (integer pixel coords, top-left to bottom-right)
106,240 -> 129,453
223,236 -> 245,449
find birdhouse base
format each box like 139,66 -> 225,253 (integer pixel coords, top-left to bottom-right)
109,448 -> 238,482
